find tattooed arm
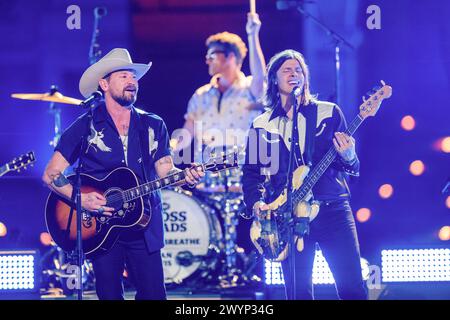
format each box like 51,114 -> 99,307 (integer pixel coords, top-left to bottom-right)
42,151 -> 113,214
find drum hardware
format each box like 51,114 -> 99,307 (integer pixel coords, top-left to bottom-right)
11,85 -> 83,147
40,243 -> 95,295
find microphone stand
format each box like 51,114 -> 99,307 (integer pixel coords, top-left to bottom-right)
285,89 -> 300,300
89,7 -> 107,65
68,99 -> 98,300
292,3 -> 354,106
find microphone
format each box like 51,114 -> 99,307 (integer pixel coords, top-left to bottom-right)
292,85 -> 302,97
80,91 -> 103,108
94,7 -> 107,18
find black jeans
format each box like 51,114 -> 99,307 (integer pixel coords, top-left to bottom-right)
91,238 -> 166,300
281,200 -> 367,300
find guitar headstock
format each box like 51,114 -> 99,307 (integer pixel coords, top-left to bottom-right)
359,80 -> 392,119
3,151 -> 36,174
203,147 -> 242,173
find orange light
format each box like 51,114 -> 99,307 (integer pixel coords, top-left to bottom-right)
40,232 -> 53,246
438,226 -> 450,241
0,222 -> 7,237
379,184 -> 394,199
401,115 -> 416,131
356,208 -> 371,223
446,196 -> 450,209
409,160 -> 425,176
441,137 -> 450,153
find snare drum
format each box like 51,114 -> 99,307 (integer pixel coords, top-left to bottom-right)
161,188 -> 222,285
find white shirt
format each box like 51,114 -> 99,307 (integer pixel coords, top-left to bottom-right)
185,72 -> 262,161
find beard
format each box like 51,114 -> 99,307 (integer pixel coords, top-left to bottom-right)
111,90 -> 137,107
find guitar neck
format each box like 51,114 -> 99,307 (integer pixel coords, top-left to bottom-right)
122,167 -> 201,202
293,114 -> 365,203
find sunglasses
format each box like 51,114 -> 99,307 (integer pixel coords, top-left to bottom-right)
205,50 -> 226,60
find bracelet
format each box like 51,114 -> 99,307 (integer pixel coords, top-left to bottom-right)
52,173 -> 70,188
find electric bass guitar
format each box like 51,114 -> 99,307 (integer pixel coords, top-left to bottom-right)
45,152 -> 238,258
250,81 -> 393,261
0,151 -> 36,177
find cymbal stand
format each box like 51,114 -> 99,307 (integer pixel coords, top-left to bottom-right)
47,85 -> 62,147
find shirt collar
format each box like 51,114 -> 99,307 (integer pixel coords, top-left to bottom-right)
209,71 -> 247,91
268,101 -> 287,121
93,102 -> 135,124
268,101 -> 315,122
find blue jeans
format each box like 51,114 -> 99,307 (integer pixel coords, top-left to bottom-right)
281,200 -> 367,300
91,238 -> 166,300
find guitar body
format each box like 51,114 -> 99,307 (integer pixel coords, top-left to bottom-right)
45,167 -> 146,258
250,165 -> 320,261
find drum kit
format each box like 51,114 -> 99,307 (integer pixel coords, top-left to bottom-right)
162,160 -> 261,292
11,89 -> 261,295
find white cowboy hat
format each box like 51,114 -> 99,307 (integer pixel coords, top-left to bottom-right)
79,48 -> 152,98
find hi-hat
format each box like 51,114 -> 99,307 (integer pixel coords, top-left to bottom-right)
11,92 -> 82,105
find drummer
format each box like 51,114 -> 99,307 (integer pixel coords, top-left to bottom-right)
171,12 -> 266,168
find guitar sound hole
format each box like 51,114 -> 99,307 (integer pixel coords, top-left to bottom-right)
105,188 -> 125,211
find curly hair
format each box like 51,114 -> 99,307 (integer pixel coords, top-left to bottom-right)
206,32 -> 248,65
264,49 -> 316,108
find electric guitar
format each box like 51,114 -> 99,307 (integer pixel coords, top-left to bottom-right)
45,152 -> 238,258
0,151 -> 36,177
250,81 -> 393,261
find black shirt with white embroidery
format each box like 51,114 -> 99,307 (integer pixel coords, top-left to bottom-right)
242,100 -> 360,214
55,103 -> 172,251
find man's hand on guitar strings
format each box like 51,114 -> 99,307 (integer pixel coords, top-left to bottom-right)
253,201 -> 270,219
81,192 -> 114,216
184,163 -> 205,187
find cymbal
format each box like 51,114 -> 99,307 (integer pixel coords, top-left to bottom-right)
11,92 -> 82,105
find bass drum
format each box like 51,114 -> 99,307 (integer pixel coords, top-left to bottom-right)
161,188 -> 222,287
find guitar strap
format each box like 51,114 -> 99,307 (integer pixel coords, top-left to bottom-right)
301,102 -> 318,167
134,109 -> 151,185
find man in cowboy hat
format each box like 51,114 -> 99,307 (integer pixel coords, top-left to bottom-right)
42,48 -> 204,300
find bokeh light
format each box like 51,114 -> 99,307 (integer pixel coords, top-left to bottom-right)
0,222 -> 7,237
438,226 -> 450,241
40,232 -> 53,246
409,160 -> 425,176
401,115 -> 416,131
441,137 -> 450,153
356,208 -> 372,223
379,184 -> 394,199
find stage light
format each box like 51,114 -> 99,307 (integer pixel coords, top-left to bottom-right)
356,208 -> 371,223
409,160 -> 425,176
381,248 -> 450,282
378,184 -> 394,199
264,250 -> 368,286
438,226 -> 450,241
400,115 -> 415,131
0,223 -> 6,237
0,250 -> 40,298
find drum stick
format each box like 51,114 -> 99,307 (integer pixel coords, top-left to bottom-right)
250,0 -> 256,14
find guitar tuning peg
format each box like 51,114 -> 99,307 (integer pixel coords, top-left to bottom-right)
362,96 -> 367,102
380,80 -> 386,86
